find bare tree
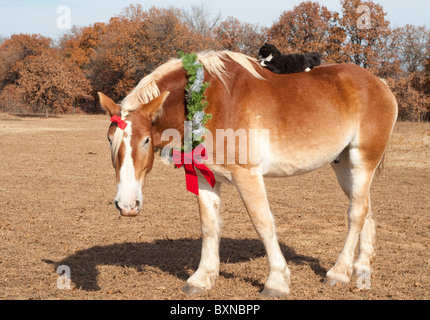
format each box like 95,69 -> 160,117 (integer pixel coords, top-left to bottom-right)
181,3 -> 221,37
395,25 -> 429,73
214,17 -> 267,56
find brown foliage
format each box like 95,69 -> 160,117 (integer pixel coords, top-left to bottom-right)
0,34 -> 51,91
339,0 -> 394,75
0,84 -> 29,114
87,5 -> 212,102
59,23 -> 107,69
387,73 -> 430,122
268,1 -> 344,62
0,2 -> 429,120
424,56 -> 430,96
18,50 -> 92,116
214,17 -> 267,56
0,34 -> 92,116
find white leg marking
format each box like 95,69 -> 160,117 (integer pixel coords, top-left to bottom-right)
328,148 -> 375,286
184,179 -> 222,294
354,209 -> 376,285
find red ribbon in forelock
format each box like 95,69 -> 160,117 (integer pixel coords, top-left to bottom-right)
110,115 -> 128,130
172,144 -> 216,196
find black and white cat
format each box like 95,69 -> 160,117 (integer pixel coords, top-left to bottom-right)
258,43 -> 322,74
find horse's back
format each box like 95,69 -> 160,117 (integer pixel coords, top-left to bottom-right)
247,62 -> 397,144
206,61 -> 397,177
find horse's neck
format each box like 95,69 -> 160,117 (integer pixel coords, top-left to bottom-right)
151,68 -> 188,149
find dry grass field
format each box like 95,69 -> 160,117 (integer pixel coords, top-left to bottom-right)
0,113 -> 429,300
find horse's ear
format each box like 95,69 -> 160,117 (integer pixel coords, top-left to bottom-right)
140,91 -> 170,122
98,92 -> 121,117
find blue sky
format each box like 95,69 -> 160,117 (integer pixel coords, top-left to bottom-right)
0,0 -> 429,40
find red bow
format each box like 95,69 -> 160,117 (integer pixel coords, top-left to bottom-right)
110,115 -> 128,130
172,144 -> 216,196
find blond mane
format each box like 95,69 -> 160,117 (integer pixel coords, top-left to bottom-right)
120,50 -> 264,116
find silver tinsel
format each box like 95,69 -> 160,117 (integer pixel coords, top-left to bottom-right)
181,56 -> 209,145
188,65 -> 205,98
192,125 -> 206,141
193,111 -> 205,126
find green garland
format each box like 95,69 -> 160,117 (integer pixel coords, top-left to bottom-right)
179,52 -> 212,152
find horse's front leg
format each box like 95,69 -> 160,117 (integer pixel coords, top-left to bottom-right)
232,166 -> 291,297
182,179 -> 222,295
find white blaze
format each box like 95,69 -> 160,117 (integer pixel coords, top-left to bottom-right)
115,122 -> 143,212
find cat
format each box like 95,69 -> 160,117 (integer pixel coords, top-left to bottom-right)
258,43 -> 322,74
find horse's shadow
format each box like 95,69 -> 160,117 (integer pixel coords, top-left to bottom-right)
44,238 -> 327,292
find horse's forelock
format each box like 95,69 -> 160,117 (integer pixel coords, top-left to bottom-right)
111,124 -> 128,166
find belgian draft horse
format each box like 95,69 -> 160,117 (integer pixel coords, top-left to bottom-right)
98,51 -> 398,297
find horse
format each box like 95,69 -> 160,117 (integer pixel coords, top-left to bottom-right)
98,50 -> 398,297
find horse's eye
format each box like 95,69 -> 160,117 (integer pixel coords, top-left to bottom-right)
142,137 -> 150,148
107,136 -> 112,144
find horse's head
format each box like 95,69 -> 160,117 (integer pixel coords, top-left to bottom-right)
98,91 -> 170,217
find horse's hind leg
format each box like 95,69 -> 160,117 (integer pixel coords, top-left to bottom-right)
183,179 -> 222,295
354,207 -> 376,285
231,166 -> 290,297
327,147 -> 377,287
332,148 -> 376,269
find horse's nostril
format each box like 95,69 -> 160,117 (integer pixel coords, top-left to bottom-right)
135,201 -> 141,210
115,201 -> 121,211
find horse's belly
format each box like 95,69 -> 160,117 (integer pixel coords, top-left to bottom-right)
205,130 -> 351,181
265,152 -> 332,177
263,141 -> 348,177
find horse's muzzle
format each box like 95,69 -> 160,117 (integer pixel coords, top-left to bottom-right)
115,200 -> 141,217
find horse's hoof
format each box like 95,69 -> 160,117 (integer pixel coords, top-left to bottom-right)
182,284 -> 206,296
325,273 -> 350,287
260,288 -> 289,298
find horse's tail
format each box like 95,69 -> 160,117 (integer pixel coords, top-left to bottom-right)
376,77 -> 397,177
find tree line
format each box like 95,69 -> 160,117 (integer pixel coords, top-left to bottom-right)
0,0 -> 429,121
